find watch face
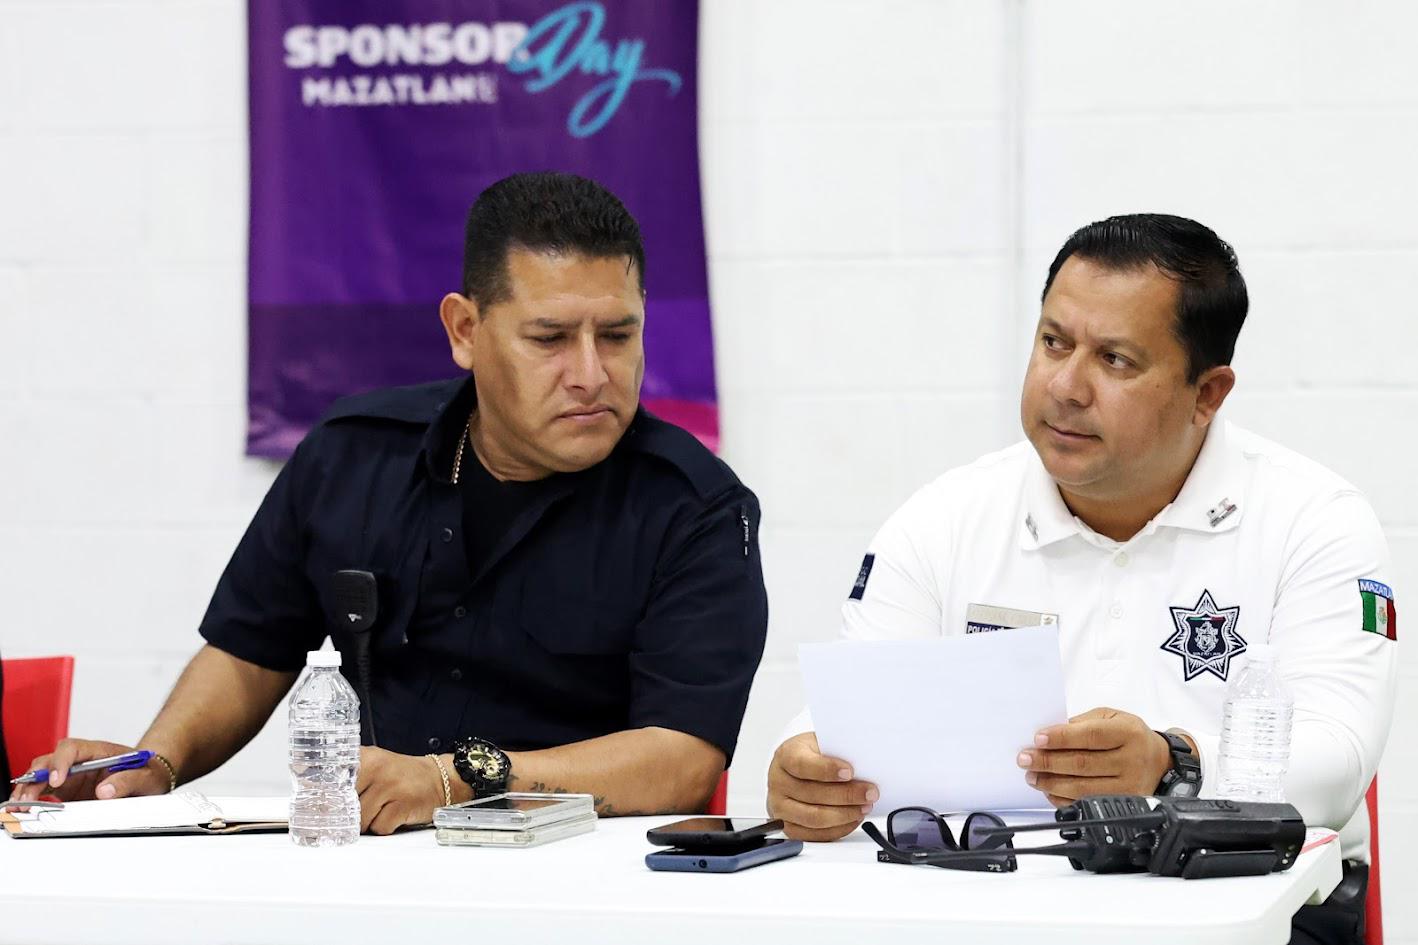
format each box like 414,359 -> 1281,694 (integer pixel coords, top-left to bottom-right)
451,737 -> 510,795
469,744 -> 508,780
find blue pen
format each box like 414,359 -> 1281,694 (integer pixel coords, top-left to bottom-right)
9,750 -> 154,785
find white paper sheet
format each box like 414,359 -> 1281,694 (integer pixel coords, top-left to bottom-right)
25,792 -> 221,833
800,628 -> 1068,813
9,792 -> 287,835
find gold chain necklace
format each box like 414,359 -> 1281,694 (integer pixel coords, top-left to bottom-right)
450,413 -> 475,485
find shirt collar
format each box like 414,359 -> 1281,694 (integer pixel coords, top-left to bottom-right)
421,375 -> 479,483
1019,419 -> 1246,550
1151,419 -> 1246,534
1020,450 -> 1081,549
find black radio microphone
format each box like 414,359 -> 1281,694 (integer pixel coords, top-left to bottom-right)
1052,794 -> 1165,873
332,569 -> 379,747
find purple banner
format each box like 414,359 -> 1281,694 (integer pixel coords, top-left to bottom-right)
247,0 -> 716,457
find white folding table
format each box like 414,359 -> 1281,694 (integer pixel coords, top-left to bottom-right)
1,814 -> 1341,944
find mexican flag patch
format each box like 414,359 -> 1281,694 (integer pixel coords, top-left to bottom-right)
1359,579 -> 1397,641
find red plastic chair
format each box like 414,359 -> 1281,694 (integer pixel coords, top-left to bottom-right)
707,771 -> 728,815
1366,778 -> 1383,945
2,656 -> 75,780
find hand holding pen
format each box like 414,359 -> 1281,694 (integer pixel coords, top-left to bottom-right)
8,739 -> 173,803
10,750 -> 154,785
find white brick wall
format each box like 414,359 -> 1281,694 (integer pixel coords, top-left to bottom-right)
1,0 -> 1414,936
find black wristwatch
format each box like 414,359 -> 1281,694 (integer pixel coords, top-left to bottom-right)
1154,729 -> 1202,797
451,736 -> 512,798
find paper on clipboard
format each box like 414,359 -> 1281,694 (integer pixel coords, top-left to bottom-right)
799,628 -> 1068,813
0,791 -> 287,838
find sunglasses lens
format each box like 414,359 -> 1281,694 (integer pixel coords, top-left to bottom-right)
964,813 -> 1012,852
891,809 -> 949,852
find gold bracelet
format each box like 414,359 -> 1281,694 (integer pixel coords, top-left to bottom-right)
148,752 -> 178,793
427,754 -> 452,809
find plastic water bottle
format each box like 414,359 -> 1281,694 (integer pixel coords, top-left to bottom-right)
288,650 -> 361,847
1216,643 -> 1294,802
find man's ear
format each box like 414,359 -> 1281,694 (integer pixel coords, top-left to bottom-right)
1192,365 -> 1236,427
439,293 -> 481,372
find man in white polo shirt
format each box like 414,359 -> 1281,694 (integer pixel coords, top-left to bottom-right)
768,214 -> 1396,945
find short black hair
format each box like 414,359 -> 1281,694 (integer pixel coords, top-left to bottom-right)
461,171 -> 645,309
1041,213 -> 1248,383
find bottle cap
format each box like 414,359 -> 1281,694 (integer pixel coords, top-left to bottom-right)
306,650 -> 343,668
1245,643 -> 1276,662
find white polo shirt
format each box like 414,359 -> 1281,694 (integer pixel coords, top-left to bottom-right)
836,419 -> 1397,861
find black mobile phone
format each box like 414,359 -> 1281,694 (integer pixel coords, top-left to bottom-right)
645,838 -> 803,873
645,817 -> 784,848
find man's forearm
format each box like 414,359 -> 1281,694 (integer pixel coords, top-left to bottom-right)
1181,722 -> 1366,829
1285,723 -> 1369,829
137,644 -> 298,786
497,726 -> 725,816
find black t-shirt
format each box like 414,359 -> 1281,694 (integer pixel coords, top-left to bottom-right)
457,444 -> 561,581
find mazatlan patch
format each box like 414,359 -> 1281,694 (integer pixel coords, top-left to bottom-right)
1359,579 -> 1397,641
1161,589 -> 1247,682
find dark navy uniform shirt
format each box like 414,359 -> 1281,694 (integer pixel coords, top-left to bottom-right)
199,376 -> 768,762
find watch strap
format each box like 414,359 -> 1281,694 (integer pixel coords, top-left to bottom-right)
1155,729 -> 1202,797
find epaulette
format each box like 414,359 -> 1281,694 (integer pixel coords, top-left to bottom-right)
627,410 -> 741,501
316,377 -> 466,427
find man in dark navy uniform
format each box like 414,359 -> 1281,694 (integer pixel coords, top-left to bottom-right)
14,173 -> 768,832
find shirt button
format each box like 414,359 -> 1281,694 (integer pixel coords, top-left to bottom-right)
1114,552 -> 1130,567
454,605 -> 467,618
450,668 -> 463,682
440,527 -> 454,543
1109,603 -> 1123,619
427,737 -> 442,751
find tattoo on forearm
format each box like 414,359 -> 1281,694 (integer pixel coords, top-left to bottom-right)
521,779 -> 572,794
512,780 -> 671,818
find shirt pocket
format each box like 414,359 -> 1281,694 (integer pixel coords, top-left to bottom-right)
517,580 -> 639,656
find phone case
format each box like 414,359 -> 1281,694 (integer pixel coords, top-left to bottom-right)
645,818 -> 784,848
433,792 -> 594,830
644,838 -> 804,873
435,811 -> 598,848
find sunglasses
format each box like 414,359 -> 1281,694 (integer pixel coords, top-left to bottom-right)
861,806 -> 1018,873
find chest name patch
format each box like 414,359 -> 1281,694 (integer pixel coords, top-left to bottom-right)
1161,589 -> 1246,682
964,603 -> 1058,634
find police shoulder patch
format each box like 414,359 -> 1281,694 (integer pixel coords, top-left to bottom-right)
849,554 -> 875,601
1359,579 -> 1397,641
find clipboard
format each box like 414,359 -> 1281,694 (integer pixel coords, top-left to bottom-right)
0,791 -> 287,838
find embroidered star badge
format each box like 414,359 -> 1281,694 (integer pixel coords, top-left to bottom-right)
1161,589 -> 1246,682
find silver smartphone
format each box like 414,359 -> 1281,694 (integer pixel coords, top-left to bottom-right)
433,792 -> 594,830
435,811 -> 598,848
